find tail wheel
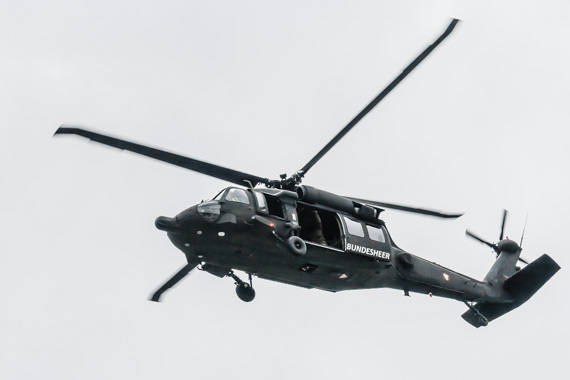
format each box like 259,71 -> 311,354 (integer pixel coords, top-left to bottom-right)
236,282 -> 255,302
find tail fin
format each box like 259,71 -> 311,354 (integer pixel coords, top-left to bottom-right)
462,254 -> 560,327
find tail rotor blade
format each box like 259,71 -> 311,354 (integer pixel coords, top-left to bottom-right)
466,230 -> 499,254
518,257 -> 529,265
499,209 -> 508,240
468,210 -> 531,264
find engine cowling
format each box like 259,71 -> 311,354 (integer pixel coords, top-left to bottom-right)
296,185 -> 382,224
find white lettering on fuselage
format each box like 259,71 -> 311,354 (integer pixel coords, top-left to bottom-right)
346,243 -> 391,261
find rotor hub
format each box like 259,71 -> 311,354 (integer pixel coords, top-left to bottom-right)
497,239 -> 519,253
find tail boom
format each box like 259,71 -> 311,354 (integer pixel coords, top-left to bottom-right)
462,254 -> 560,327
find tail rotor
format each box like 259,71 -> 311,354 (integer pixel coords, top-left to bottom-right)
499,209 -> 507,241
465,209 -> 528,264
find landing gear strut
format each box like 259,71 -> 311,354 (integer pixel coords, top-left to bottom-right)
229,271 -> 255,302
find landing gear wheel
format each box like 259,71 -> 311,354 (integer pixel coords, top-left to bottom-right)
286,236 -> 307,255
236,282 -> 256,302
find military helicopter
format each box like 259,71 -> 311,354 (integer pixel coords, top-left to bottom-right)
55,19 -> 560,327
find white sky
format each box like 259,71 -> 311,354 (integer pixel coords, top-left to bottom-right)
2,1 -> 569,379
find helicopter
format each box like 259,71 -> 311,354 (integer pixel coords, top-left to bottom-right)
54,19 -> 560,328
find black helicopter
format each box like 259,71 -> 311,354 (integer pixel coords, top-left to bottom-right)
55,19 -> 559,327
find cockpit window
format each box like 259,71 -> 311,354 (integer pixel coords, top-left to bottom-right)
225,188 -> 250,204
366,225 -> 386,243
254,191 -> 267,212
342,216 -> 364,237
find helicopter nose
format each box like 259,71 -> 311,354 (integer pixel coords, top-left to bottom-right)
155,216 -> 181,232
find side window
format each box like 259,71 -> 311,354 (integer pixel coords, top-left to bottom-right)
342,216 -> 364,237
265,194 -> 284,218
366,225 -> 386,243
254,191 -> 268,212
225,188 -> 250,204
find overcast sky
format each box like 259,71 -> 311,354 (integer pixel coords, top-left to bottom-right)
2,1 -> 569,379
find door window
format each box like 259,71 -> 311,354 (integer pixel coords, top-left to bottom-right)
342,216 -> 364,237
366,225 -> 386,243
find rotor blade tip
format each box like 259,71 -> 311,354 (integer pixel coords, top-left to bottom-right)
54,127 -> 66,137
446,19 -> 460,32
54,125 -> 77,136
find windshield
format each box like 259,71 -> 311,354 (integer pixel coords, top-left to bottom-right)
225,188 -> 250,204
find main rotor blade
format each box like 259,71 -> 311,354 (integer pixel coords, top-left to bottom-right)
55,126 -> 271,187
150,262 -> 197,302
499,209 -> 508,240
297,19 -> 460,177
346,197 -> 463,218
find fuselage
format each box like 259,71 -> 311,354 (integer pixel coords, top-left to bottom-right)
157,186 -> 497,302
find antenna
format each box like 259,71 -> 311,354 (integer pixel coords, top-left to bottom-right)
520,214 -> 529,247
243,180 -> 254,189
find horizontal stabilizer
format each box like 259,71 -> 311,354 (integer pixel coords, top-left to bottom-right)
462,302 -> 520,328
462,254 -> 560,327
